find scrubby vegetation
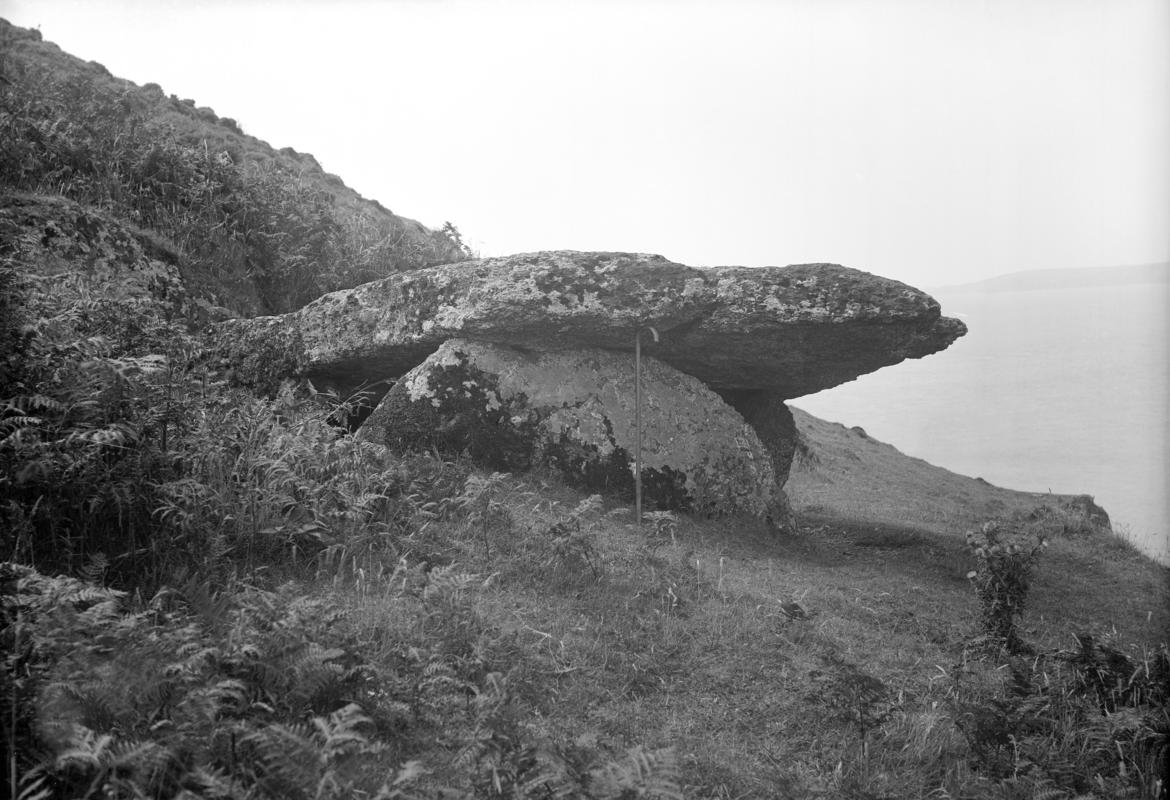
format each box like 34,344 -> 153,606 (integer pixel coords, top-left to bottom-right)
4,258 -> 1168,797
965,518 -> 1050,653
0,261 -> 684,797
0,19 -> 470,317
2,15 -> 1167,800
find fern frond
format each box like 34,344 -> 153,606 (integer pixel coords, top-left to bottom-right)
195,678 -> 251,720
240,721 -> 321,799
177,642 -> 222,668
173,573 -> 235,631
9,393 -> 65,412
1031,788 -> 1069,800
181,763 -> 249,799
0,414 -> 44,430
422,565 -> 481,606
54,728 -> 114,772
288,644 -> 348,711
76,597 -> 124,627
372,760 -> 429,800
591,746 -> 683,800
16,765 -> 54,800
516,746 -> 586,799
313,702 -> 373,761
73,683 -> 128,732
78,552 -> 109,585
454,726 -> 496,770
32,575 -> 125,611
107,739 -> 181,796
571,494 -> 604,519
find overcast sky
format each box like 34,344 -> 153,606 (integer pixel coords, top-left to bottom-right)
2,0 -> 1167,289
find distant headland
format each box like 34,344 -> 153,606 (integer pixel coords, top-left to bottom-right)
931,262 -> 1169,294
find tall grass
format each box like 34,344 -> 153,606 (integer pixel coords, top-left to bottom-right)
0,25 -> 470,316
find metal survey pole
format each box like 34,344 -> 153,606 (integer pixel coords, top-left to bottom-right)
634,326 -> 658,531
635,329 -> 643,531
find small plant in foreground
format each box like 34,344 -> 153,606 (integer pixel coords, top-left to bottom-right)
541,494 -> 605,581
807,653 -> 894,739
448,472 -> 514,559
943,640 -> 1170,797
965,519 -> 1047,653
644,510 -> 679,546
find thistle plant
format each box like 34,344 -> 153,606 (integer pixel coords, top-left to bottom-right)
965,519 -> 1047,653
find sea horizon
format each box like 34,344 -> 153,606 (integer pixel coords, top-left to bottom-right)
795,268 -> 1169,565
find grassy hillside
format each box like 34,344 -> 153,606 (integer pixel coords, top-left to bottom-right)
786,407 -> 1102,532
5,370 -> 1166,797
2,16 -> 1167,800
4,238 -> 1166,796
0,18 -> 470,317
787,406 -> 1167,643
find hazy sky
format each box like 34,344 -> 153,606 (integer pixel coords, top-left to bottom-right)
2,0 -> 1167,289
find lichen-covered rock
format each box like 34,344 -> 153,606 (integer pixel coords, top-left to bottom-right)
210,251 -> 966,400
717,390 -> 800,530
0,193 -> 192,319
359,339 -> 783,520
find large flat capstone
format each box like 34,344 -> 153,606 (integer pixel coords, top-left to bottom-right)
211,251 -> 966,398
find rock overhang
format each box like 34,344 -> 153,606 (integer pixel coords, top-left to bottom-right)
210,250 -> 967,399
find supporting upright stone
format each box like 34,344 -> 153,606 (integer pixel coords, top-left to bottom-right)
358,339 -> 784,520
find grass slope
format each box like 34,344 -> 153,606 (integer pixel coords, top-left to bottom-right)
787,406 -> 1087,532
0,18 -> 468,317
0,17 -> 435,232
4,16 -> 1167,796
320,412 -> 1169,796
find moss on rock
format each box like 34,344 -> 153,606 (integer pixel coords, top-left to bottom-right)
358,339 -> 784,519
363,349 -> 539,471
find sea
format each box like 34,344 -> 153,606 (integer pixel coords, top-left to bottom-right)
793,272 -> 1169,565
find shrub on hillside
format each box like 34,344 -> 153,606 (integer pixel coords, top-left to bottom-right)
1023,496 -> 1110,539
0,258 -> 410,588
945,638 -> 1170,797
0,264 -> 192,584
965,519 -> 1047,653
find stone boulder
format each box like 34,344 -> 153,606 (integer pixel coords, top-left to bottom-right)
1,193 -> 192,320
358,339 -> 784,520
210,251 -> 966,400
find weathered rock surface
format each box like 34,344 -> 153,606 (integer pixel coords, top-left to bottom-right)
718,390 -> 799,486
211,251 -> 966,399
1,193 -> 192,320
358,339 -> 784,520
714,389 -> 799,529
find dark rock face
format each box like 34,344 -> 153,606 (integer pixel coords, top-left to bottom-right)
716,390 -> 799,530
210,251 -> 966,400
717,390 -> 799,487
358,339 -> 783,519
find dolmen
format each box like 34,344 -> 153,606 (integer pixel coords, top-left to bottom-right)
211,251 -> 966,528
